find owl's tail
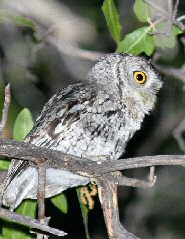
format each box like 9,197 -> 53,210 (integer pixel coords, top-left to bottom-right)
2,166 -> 90,210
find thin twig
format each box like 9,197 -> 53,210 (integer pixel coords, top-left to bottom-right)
144,0 -> 185,32
173,117 -> 185,152
37,163 -> 46,223
117,167 -> 156,188
117,176 -> 155,188
168,0 -> 173,16
173,0 -> 179,21
177,15 -> 185,21
37,163 -> 47,239
0,207 -> 67,237
144,0 -> 171,18
0,84 -> 11,137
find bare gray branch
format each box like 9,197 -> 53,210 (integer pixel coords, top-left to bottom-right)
0,207 -> 67,237
0,84 -> 11,137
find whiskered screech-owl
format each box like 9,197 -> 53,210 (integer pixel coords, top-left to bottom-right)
2,53 -> 162,209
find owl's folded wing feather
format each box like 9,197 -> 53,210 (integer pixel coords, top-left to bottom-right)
4,82 -> 97,190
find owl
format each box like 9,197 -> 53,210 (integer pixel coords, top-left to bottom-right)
2,53 -> 162,209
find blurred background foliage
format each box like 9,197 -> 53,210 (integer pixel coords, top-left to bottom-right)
0,0 -> 184,238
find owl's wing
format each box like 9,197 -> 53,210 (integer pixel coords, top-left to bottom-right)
4,82 -> 97,189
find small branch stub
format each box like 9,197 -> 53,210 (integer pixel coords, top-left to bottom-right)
0,84 -> 11,137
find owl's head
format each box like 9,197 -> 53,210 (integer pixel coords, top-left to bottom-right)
88,53 -> 162,114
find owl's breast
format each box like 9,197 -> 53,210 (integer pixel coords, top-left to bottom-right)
27,96 -> 142,161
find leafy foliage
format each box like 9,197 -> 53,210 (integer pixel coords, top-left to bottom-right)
50,193 -> 68,214
102,0 -> 182,56
2,200 -> 37,239
102,0 -> 122,43
133,0 -> 150,22
76,187 -> 91,239
13,108 -> 34,141
1,107 -> 70,238
1,108 -> 36,239
0,10 -> 35,29
133,0 -> 182,50
0,109 -> 34,170
154,24 -> 182,48
0,159 -> 10,170
116,26 -> 155,56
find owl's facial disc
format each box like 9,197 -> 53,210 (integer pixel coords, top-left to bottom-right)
121,56 -> 162,112
132,68 -> 161,112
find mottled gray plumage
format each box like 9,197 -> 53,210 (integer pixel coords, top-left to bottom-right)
2,53 -> 162,209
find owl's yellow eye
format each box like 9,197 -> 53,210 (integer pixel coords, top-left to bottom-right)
133,71 -> 147,84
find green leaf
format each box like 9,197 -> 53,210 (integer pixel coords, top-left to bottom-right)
51,193 -> 68,214
16,199 -> 36,218
0,159 -> 10,170
102,0 -> 122,44
2,200 -> 37,239
133,0 -> 150,22
154,24 -> 182,48
0,10 -> 35,29
134,0 -> 182,49
1,109 -> 35,238
13,108 -> 34,141
116,26 -> 155,56
76,187 -> 91,239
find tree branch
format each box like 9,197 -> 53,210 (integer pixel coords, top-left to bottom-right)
1,138 -> 185,238
0,139 -> 185,177
97,179 -> 140,239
